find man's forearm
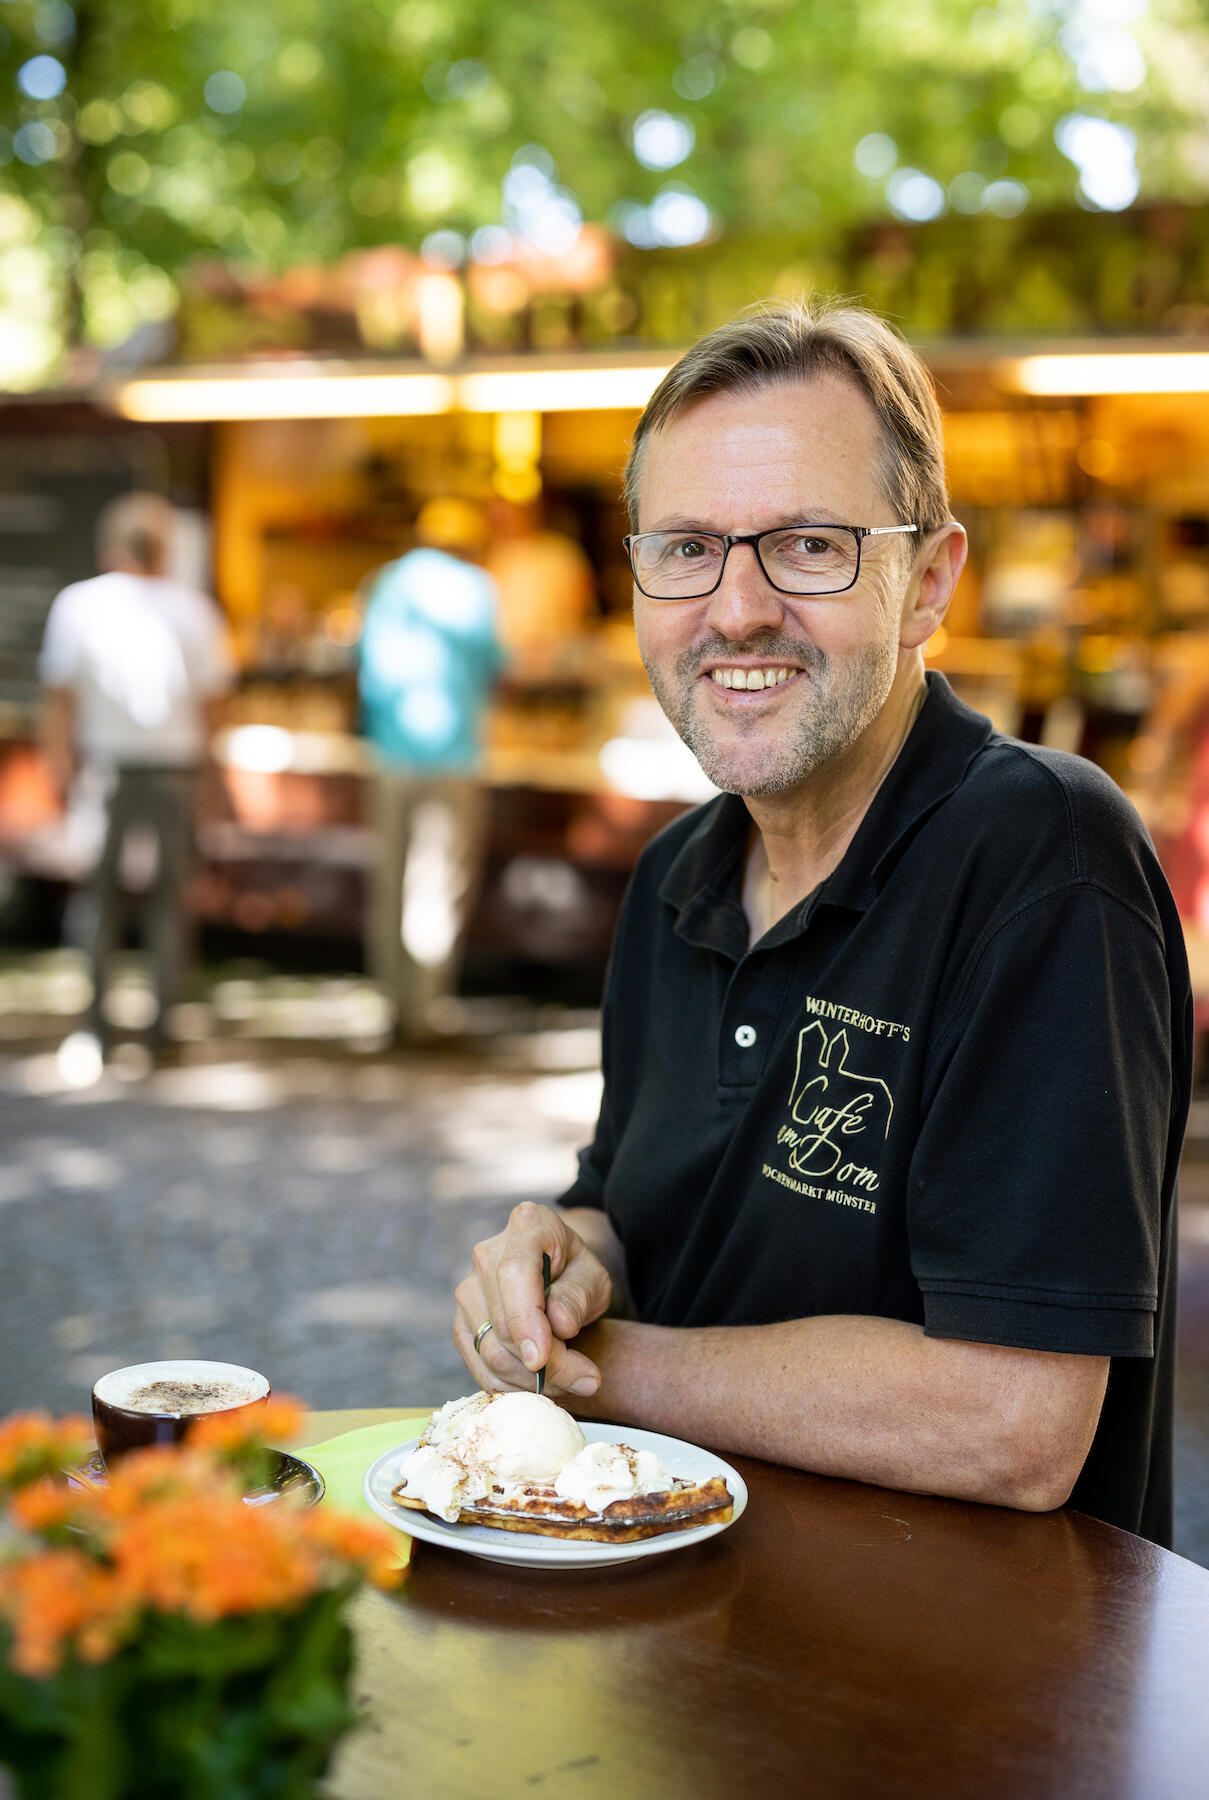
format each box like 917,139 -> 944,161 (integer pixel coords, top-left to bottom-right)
571,1313 -> 1108,1513
39,688 -> 75,797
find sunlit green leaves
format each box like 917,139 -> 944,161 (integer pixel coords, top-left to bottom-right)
0,0 -> 1205,383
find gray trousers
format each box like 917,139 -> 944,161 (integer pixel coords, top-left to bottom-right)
88,766 -> 197,1042
368,773 -> 488,1039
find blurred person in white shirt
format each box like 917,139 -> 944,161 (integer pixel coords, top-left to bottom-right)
38,493 -> 233,1054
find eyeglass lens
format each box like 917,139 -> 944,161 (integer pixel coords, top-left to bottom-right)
632,527 -> 859,597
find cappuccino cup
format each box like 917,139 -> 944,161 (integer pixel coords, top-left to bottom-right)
91,1359 -> 270,1464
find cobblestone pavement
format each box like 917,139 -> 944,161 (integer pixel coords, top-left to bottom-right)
2,999 -> 1208,1567
0,1029 -> 605,1419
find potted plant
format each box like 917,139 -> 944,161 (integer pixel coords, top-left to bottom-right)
0,1404 -> 400,1799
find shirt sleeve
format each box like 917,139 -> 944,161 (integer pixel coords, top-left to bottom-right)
555,924 -> 629,1215
908,883 -> 1172,1357
556,998 -> 615,1213
554,838 -> 661,1217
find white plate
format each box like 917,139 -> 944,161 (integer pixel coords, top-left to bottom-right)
362,1423 -> 748,1570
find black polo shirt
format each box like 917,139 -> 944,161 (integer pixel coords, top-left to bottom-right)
561,674 -> 1192,1545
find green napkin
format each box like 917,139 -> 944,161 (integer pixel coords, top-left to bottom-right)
300,1418 -> 427,1568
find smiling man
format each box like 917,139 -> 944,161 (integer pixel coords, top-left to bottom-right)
454,300 -> 1192,1545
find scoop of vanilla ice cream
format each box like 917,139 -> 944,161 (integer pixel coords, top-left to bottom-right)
554,1439 -> 673,1512
412,1391 -> 587,1508
464,1392 -> 587,1485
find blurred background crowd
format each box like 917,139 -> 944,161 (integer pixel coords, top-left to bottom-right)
4,0 -> 1209,1561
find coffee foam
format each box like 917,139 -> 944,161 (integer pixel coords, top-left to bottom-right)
93,1360 -> 269,1417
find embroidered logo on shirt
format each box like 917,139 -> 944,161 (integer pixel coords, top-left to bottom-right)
762,1010 -> 904,1215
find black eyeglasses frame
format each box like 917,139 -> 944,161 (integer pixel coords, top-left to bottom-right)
622,523 -> 919,600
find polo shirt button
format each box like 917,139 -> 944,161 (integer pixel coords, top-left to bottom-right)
734,1024 -> 757,1047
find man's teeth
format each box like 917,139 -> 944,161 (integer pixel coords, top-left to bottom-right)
709,667 -> 793,691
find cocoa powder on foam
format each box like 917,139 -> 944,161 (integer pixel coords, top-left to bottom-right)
119,1379 -> 253,1415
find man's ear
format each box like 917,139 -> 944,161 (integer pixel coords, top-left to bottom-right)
900,522 -> 967,650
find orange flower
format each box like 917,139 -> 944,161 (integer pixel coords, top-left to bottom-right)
98,1444 -> 228,1517
0,1413 -> 92,1491
0,1412 -> 54,1461
303,1509 -> 404,1590
109,1494 -> 321,1621
8,1479 -> 86,1536
76,1620 -> 122,1664
0,1550 -> 124,1679
188,1395 -> 305,1454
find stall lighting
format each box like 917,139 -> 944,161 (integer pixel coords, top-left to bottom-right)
1005,353 -> 1209,396
458,366 -> 669,412
118,372 -> 458,421
598,736 -> 717,804
217,726 -> 371,775
222,725 -> 296,773
114,361 -> 671,421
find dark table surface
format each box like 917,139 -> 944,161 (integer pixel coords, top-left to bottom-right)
309,1409 -> 1209,1800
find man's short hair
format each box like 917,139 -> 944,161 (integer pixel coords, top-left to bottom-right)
95,492 -> 176,574
625,298 -> 951,540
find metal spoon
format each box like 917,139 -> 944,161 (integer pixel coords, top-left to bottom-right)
534,1252 -> 551,1397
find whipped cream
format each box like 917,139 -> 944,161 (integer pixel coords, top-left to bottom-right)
402,1441 -> 491,1522
424,1391 -> 494,1449
553,1439 -> 674,1512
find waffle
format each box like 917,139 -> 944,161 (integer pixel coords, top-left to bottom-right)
390,1470 -> 734,1542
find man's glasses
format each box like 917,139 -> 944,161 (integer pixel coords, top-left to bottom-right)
623,523 -> 918,600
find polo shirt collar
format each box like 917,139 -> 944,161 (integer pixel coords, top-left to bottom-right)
659,672 -> 993,949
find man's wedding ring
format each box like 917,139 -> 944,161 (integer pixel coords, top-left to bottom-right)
474,1320 -> 494,1355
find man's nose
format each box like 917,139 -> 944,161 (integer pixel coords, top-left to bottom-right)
703,540 -> 789,640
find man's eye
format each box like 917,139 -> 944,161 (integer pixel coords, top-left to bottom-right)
671,538 -> 710,560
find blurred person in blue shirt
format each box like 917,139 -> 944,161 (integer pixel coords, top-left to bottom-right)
358,499 -> 504,1041
38,493 -> 232,1058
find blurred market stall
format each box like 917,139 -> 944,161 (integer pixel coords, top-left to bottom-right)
2,0 -> 1209,985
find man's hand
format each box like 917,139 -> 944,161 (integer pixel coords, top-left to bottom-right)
454,1202 -> 613,1399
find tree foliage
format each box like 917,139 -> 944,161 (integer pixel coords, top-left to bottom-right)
0,0 -> 1207,378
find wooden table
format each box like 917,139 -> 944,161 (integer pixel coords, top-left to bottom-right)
309,1409 -> 1209,1800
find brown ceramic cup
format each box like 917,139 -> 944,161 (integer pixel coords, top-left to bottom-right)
91,1359 -> 270,1465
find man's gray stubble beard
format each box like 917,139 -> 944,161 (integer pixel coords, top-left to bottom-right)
640,629 -> 899,797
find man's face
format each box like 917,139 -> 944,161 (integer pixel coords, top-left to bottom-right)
632,374 -> 918,799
